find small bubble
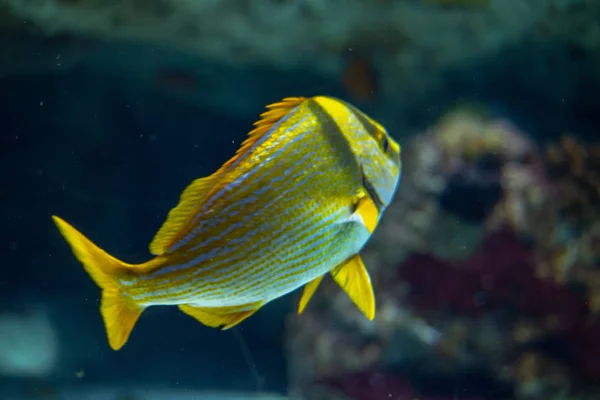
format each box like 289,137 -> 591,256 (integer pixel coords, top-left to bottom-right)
9,242 -> 17,251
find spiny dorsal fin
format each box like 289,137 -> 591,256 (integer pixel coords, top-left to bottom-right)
149,96 -> 305,256
215,97 -> 306,174
149,174 -> 220,255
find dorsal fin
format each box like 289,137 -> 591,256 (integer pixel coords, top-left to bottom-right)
149,96 -> 305,256
149,173 -> 220,255
215,97 -> 306,174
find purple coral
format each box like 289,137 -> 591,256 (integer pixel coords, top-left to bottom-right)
318,369 -> 493,400
399,227 -> 588,323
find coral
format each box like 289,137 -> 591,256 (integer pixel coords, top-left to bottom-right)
286,227 -> 599,400
499,134 -> 600,315
364,107 -> 539,269
399,228 -> 588,321
398,228 -> 600,397
285,281 -> 452,399
317,369 -> 493,400
545,136 -> 600,228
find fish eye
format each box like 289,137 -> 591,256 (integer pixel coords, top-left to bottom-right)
381,136 -> 389,152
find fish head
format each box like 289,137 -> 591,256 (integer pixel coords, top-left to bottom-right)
317,96 -> 401,208
356,114 -> 402,209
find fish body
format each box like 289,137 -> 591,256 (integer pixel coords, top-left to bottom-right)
52,96 -> 401,350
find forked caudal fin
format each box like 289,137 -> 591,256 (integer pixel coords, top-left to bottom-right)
52,216 -> 144,351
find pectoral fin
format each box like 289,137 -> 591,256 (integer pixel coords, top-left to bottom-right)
331,254 -> 375,320
298,275 -> 324,314
178,302 -> 262,329
351,190 -> 379,234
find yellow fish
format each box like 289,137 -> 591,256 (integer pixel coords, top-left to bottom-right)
52,96 -> 402,351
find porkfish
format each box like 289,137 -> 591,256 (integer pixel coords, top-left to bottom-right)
52,96 -> 402,351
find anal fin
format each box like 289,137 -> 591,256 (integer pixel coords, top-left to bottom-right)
331,254 -> 375,320
178,302 -> 263,329
298,275 -> 324,314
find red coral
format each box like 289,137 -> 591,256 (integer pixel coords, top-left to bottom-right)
561,318 -> 600,380
399,227 -> 589,326
318,370 -> 417,400
319,370 -> 489,400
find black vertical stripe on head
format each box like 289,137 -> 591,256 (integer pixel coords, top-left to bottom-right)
306,98 -> 343,136
343,100 -> 386,211
361,166 -> 384,212
306,98 -> 359,167
309,98 -> 385,213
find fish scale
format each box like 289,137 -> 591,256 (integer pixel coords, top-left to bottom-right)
139,122 -> 335,298
165,117 -> 318,264
51,95 -> 402,350
168,120 -> 349,286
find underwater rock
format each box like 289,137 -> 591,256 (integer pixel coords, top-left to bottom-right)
1,387 -> 287,400
0,29 -> 98,77
0,308 -> 59,378
496,134 -> 600,315
317,367 -> 511,400
0,0 -> 549,68
363,107 -> 539,266
2,0 -> 600,109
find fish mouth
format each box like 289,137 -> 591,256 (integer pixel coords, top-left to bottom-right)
361,167 -> 384,212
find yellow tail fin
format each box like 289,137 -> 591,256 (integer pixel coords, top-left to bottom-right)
52,215 -> 144,351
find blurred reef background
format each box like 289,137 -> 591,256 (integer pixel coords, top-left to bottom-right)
1,0 -> 600,399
